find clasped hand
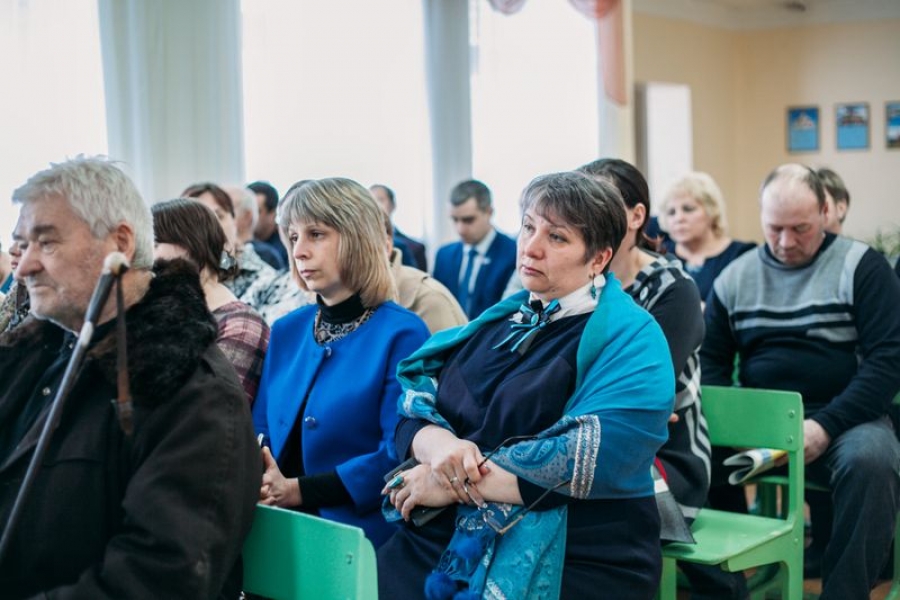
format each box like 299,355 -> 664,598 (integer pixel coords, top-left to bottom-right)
382,462 -> 485,521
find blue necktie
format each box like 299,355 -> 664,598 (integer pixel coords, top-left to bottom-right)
457,247 -> 478,316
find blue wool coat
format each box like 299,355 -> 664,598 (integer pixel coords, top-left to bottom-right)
433,231 -> 517,320
252,301 -> 429,545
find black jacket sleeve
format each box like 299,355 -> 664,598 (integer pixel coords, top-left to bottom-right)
649,277 -> 704,379
700,290 -> 739,386
811,250 -> 900,438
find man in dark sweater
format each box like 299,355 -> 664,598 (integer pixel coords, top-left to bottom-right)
701,163 -> 900,600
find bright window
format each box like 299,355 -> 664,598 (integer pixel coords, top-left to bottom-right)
241,0 -> 433,238
470,1 -> 600,235
0,0 -> 108,245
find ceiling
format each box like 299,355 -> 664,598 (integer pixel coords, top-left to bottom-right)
633,0 -> 900,29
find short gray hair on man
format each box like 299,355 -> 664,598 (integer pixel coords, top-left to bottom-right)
12,155 -> 154,269
225,185 -> 259,229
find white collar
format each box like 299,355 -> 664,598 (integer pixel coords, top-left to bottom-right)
527,275 -> 604,321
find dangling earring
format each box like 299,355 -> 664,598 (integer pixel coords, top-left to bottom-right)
589,273 -> 598,300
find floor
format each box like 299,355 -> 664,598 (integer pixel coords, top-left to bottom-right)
805,577 -> 894,599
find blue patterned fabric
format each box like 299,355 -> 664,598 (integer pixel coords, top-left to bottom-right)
385,276 -> 674,598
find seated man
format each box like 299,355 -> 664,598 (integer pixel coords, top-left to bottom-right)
432,179 -> 516,320
701,163 -> 900,600
0,157 -> 260,599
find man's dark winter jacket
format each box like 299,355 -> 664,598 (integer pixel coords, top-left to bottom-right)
0,260 -> 261,599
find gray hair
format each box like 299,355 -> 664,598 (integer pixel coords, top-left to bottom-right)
226,185 -> 259,229
12,155 -> 154,269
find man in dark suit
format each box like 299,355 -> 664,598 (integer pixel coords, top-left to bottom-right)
432,179 -> 516,320
370,184 -> 428,272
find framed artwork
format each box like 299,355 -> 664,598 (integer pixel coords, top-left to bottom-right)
787,106 -> 819,153
835,102 -> 869,150
887,101 -> 900,149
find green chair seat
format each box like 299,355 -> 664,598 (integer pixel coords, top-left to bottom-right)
657,385 -> 805,600
665,509 -> 794,570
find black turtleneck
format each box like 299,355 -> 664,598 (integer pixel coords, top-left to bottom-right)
316,293 -> 366,324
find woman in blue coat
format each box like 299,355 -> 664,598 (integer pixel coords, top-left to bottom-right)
252,177 -> 430,546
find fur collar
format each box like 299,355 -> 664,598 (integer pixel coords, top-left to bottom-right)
1,259 -> 216,407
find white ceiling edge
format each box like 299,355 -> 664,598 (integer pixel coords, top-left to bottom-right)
633,0 -> 900,30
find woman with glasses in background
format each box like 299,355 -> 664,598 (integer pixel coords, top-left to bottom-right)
378,171 -> 675,600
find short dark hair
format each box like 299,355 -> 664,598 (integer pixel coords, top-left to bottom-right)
450,179 -> 492,211
816,167 -> 850,207
370,184 -> 395,209
248,181 -> 280,213
761,164 -> 826,209
519,171 -> 627,271
152,198 -> 238,282
578,158 -> 656,251
181,182 -> 235,218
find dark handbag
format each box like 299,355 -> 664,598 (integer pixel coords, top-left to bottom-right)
383,457 -> 448,527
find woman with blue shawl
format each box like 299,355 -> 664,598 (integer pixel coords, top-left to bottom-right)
377,172 -> 675,599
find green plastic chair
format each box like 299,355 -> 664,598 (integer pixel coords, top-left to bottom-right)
657,385 -> 805,600
242,505 -> 378,600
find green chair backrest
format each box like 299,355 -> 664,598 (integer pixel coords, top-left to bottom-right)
702,385 -> 805,528
242,505 -> 378,600
702,385 -> 803,451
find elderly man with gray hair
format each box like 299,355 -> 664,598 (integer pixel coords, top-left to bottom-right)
0,156 -> 260,598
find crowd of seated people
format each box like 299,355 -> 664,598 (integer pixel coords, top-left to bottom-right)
2,155 -> 900,600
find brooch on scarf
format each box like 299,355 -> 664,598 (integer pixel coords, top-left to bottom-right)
492,299 -> 560,355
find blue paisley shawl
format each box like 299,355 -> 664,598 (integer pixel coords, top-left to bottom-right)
387,275 -> 675,599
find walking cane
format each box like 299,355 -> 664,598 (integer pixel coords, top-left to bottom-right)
0,252 -> 131,564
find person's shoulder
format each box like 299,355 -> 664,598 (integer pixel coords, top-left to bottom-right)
716,244 -> 761,282
722,239 -> 757,261
493,230 -> 517,249
271,303 -> 316,333
731,239 -> 757,252
436,241 -> 461,254
376,301 -> 430,330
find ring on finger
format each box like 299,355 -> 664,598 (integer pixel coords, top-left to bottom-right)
449,475 -> 459,484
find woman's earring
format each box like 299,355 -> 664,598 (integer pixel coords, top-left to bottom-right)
589,274 -> 598,300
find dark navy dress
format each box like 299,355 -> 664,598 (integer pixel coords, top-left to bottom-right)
378,313 -> 662,599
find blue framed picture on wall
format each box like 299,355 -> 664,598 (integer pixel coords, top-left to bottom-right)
836,102 -> 869,150
787,106 -> 819,153
887,102 -> 900,149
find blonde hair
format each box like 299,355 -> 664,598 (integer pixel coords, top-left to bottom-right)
278,177 -> 395,307
660,171 -> 728,237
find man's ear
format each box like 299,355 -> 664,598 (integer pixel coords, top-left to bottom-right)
111,221 -> 137,261
836,200 -> 849,224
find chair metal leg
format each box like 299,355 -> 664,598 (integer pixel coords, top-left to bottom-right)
886,515 -> 900,600
656,557 -> 678,600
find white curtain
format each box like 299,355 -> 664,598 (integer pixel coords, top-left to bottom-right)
0,0 -> 108,243
97,0 -> 244,204
421,0 -> 474,247
241,0 -> 433,241
469,0 -> 602,235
